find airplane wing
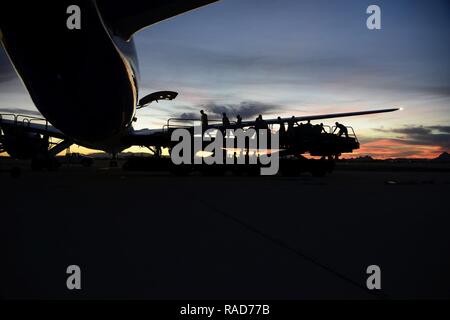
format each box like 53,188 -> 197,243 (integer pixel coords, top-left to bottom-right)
97,0 -> 220,40
239,108 -> 400,127
1,108 -> 399,151
123,128 -> 169,147
0,116 -> 66,140
123,108 -> 399,146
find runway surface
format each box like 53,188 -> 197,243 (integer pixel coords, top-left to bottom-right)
1,160 -> 449,299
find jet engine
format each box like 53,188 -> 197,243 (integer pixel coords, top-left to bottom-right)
0,126 -> 49,160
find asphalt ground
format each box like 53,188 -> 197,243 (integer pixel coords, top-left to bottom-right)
1,159 -> 449,299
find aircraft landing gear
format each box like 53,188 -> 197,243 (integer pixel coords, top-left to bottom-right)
109,153 -> 119,167
30,138 -> 73,171
148,146 -> 162,158
310,156 -> 336,177
279,155 -> 336,177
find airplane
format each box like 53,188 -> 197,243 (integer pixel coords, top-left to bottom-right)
0,1 -> 399,173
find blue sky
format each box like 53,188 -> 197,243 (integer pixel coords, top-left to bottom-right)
1,0 -> 449,157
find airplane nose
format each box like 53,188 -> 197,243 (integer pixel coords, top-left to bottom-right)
0,1 -> 136,144
45,71 -> 135,142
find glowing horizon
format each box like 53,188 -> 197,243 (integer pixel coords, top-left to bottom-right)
1,0 -> 449,159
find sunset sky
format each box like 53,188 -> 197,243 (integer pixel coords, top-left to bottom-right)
1,0 -> 449,158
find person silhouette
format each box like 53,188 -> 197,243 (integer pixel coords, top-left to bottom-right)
277,117 -> 286,135
278,116 -> 286,147
313,123 -> 326,135
222,112 -> 230,128
333,122 -> 348,137
236,115 -> 242,128
288,116 -> 296,131
200,110 -> 208,133
254,115 -> 262,131
260,115 -> 268,130
320,123 -> 326,133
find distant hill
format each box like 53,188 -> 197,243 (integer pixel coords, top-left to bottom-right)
434,152 -> 450,162
352,155 -> 374,162
341,155 -> 376,162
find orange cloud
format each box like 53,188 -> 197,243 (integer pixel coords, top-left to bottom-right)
346,139 -> 444,159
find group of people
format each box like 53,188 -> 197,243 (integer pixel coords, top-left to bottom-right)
283,118 -> 326,136
199,110 -> 244,132
199,110 -> 349,138
280,117 -> 349,138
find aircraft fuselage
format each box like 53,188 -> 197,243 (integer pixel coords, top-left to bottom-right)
0,1 -> 139,152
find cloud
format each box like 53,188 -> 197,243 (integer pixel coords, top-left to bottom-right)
410,85 -> 450,98
429,126 -> 450,133
175,101 -> 279,120
205,101 -> 277,119
139,39 -> 450,101
355,138 -> 443,159
178,112 -> 198,120
374,125 -> 450,151
0,108 -> 42,117
388,127 -> 432,136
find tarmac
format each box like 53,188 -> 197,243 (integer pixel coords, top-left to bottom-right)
0,158 -> 449,299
